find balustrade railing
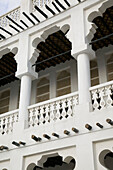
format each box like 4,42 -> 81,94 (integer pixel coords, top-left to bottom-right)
90,80 -> 113,111
0,110 -> 19,135
0,7 -> 20,28
28,92 -> 79,128
32,0 -> 53,10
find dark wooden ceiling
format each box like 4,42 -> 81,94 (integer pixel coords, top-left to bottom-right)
35,30 -> 73,72
0,52 -> 18,87
91,6 -> 113,51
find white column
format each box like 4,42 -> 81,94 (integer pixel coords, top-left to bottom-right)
77,53 -> 91,104
19,74 -> 32,128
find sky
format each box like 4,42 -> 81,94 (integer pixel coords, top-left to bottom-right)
0,0 -> 20,16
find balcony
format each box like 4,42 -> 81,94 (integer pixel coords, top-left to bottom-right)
1,79 -> 113,133
90,80 -> 113,111
0,109 -> 19,135
28,92 -> 79,128
0,7 -> 20,28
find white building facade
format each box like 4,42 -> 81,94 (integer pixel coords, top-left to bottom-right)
0,0 -> 113,169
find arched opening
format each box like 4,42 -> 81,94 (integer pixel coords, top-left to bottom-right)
34,27 -> 73,72
0,51 -> 19,114
104,152 -> 113,169
0,51 -> 18,86
32,25 -> 77,104
90,5 -> 113,51
99,149 -> 113,169
27,154 -> 76,170
87,1 -> 113,85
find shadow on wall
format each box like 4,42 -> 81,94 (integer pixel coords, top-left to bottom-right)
27,153 -> 76,170
99,149 -> 113,169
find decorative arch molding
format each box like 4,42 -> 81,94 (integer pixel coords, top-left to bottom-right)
27,153 -> 76,170
86,0 -> 113,44
32,26 -> 60,49
0,47 -> 19,86
30,24 -> 70,65
0,47 -> 18,62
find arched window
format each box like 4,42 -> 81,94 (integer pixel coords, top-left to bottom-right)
90,60 -> 99,86
0,89 -> 10,114
106,54 -> 113,81
56,69 -> 71,97
36,77 -> 50,103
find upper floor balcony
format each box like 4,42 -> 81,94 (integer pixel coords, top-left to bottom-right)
0,0 -> 113,136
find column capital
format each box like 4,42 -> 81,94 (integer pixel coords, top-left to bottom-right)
16,70 -> 38,80
72,46 -> 95,60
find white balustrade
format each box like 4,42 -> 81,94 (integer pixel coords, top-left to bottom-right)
0,7 -> 20,28
0,110 -> 19,135
90,80 -> 113,111
28,92 -> 79,128
32,0 -> 53,10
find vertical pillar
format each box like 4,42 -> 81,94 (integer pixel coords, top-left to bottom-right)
19,74 -> 32,128
77,53 -> 91,104
76,139 -> 95,170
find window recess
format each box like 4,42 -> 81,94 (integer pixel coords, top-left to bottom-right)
56,69 -> 71,97
90,60 -> 99,86
36,77 -> 50,103
0,90 -> 10,114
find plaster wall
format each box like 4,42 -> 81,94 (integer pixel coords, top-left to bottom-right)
0,0 -> 113,170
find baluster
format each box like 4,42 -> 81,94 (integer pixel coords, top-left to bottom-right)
98,87 -> 106,110
49,102 -> 55,122
61,99 -> 67,119
13,113 -> 18,123
7,116 -> 11,134
0,117 -> 4,135
45,104 -> 50,123
4,117 -> 8,134
28,109 -> 34,127
72,95 -> 78,116
40,106 -> 45,124
34,107 -> 39,126
56,100 -> 61,121
105,85 -> 113,107
8,115 -> 13,133
67,97 -> 73,117
1,117 -> 5,135
91,89 -> 99,110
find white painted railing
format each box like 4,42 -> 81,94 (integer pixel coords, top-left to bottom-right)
32,0 -> 53,10
32,0 -> 85,11
0,110 -> 19,135
0,7 -> 20,28
28,92 -> 79,127
90,80 -> 113,111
